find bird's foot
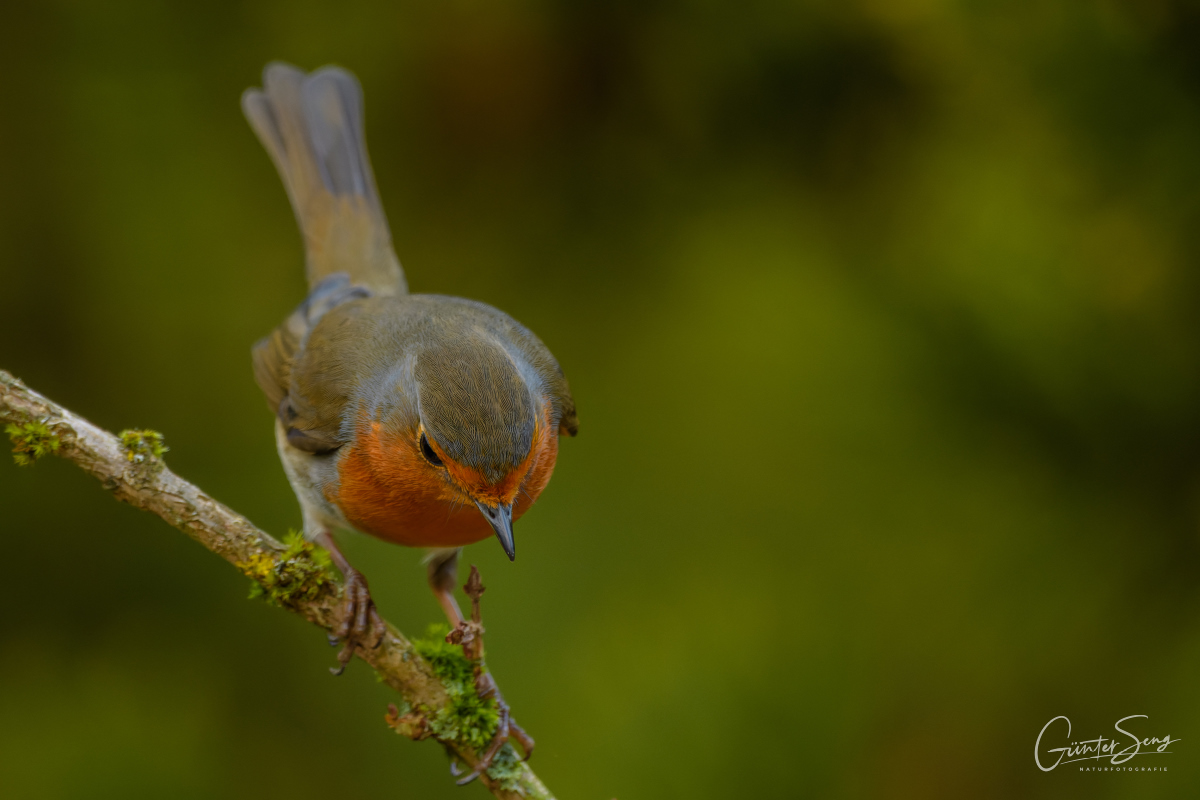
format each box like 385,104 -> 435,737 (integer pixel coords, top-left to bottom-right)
328,566 -> 384,675
452,670 -> 535,785
444,565 -> 534,785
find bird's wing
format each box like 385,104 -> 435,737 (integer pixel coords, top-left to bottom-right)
252,274 -> 372,453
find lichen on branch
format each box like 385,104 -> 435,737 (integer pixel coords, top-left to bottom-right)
241,530 -> 337,608
119,428 -> 168,463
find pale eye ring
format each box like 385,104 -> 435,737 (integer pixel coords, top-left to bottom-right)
420,432 -> 445,467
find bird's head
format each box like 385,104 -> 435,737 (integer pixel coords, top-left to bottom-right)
410,337 -> 546,560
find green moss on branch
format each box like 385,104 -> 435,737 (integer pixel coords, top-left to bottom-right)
5,421 -> 60,465
414,623 -> 476,684
241,531 -> 336,609
412,624 -> 502,753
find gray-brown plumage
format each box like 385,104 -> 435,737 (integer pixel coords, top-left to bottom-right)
245,64 -> 576,476
242,63 -> 405,295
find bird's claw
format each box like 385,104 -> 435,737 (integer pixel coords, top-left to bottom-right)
329,567 -> 384,675
453,683 -> 535,784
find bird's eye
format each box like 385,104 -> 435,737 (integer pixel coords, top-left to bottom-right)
420,432 -> 445,467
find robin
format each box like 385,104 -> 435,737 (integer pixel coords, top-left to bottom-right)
241,63 -> 577,774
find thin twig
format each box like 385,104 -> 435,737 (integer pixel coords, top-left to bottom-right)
0,368 -> 555,800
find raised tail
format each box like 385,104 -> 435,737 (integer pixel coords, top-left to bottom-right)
242,62 -> 406,295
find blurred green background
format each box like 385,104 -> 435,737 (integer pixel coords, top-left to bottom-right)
3,1 -> 1200,798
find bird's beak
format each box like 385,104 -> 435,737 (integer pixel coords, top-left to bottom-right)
476,501 -> 515,561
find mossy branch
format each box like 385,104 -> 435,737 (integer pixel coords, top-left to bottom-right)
0,369 -> 555,800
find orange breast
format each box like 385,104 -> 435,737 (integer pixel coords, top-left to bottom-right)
332,407 -> 559,548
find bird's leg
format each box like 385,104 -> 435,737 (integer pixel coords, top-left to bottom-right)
424,547 -> 465,628
448,566 -> 535,785
315,530 -> 383,675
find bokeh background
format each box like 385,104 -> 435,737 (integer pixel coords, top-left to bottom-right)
3,1 -> 1200,798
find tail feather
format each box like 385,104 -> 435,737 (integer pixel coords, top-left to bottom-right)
242,62 -> 406,295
